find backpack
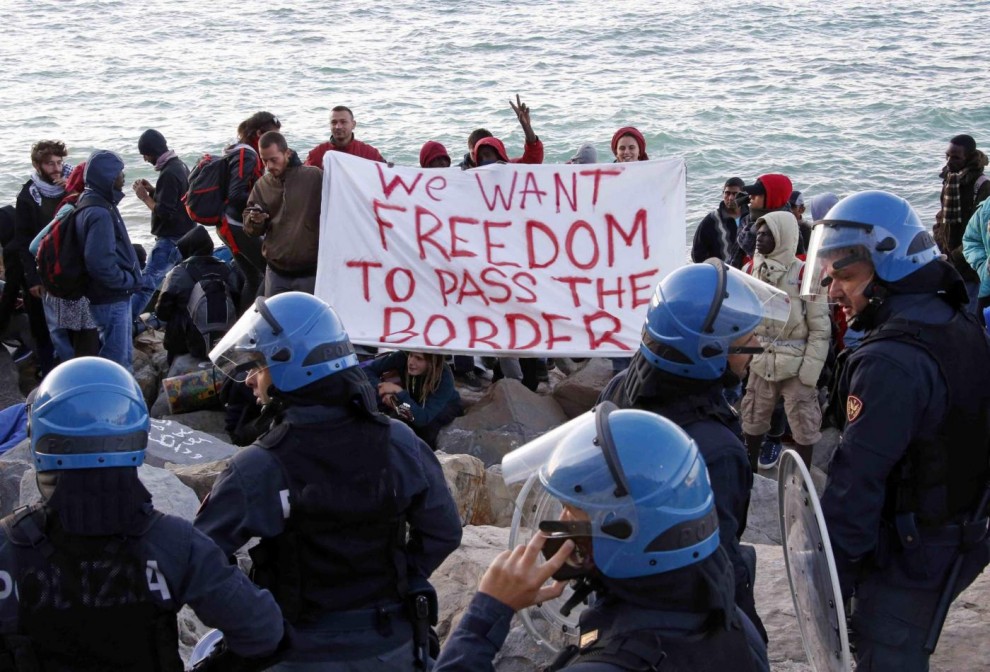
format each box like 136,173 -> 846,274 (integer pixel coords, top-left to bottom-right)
183,144 -> 256,225
185,263 -> 236,353
35,195 -> 102,300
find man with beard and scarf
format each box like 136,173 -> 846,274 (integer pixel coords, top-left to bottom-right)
11,140 -> 70,375
0,356 -> 289,670
434,404 -> 769,672
934,134 -> 990,313
75,150 -> 143,371
734,173 -> 794,263
195,292 -> 462,671
596,259 -> 792,644
691,177 -> 748,267
801,190 -> 990,670
243,131 -> 323,297
130,129 -> 196,323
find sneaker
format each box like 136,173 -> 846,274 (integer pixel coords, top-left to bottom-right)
758,437 -> 783,470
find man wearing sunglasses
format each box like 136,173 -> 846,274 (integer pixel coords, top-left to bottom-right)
801,190 -> 990,670
691,177 -> 748,268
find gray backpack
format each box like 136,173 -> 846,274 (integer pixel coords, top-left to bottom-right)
185,265 -> 236,352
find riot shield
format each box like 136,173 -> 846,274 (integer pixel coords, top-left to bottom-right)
507,472 -> 585,654
778,449 -> 851,672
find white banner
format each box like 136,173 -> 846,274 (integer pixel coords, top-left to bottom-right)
315,152 -> 686,356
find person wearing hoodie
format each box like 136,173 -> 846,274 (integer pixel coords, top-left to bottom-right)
935,134 -> 990,312
801,191 -> 990,670
691,177 -> 748,267
75,150 -> 143,371
457,95 -> 544,169
219,111 -> 281,311
130,129 -> 196,321
419,140 -> 451,168
154,225 -> 242,363
735,173 -> 794,262
243,131 -> 323,297
305,105 -> 386,168
610,126 -> 649,163
740,211 -> 829,471
11,140 -> 69,375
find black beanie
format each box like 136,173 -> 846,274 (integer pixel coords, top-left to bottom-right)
138,129 -> 168,157
950,134 -> 977,153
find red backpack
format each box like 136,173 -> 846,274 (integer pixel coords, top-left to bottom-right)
36,196 -> 102,300
183,143 -> 258,225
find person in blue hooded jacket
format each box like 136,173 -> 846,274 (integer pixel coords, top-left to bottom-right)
74,150 -> 142,371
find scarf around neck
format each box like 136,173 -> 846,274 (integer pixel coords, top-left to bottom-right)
28,163 -> 72,203
154,150 -> 177,171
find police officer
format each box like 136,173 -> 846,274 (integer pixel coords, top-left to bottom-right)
194,292 -> 463,670
434,404 -> 769,671
598,258 -> 791,642
0,357 -> 286,670
801,190 -> 990,670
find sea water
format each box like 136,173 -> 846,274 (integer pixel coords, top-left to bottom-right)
2,0 -> 988,247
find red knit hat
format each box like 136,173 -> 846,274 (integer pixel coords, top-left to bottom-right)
419,141 -> 450,168
610,126 -> 649,160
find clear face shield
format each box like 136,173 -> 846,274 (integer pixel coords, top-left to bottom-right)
209,297 -> 286,382
800,222 -> 876,304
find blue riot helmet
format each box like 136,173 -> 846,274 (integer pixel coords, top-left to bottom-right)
209,292 -> 358,392
636,259 -> 791,381
536,403 -> 719,579
800,190 -> 939,303
28,357 -> 148,472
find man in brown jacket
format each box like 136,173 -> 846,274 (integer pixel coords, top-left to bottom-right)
243,131 -> 323,296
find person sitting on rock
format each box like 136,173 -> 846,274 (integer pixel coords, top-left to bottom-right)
152,224 -> 241,364
365,350 -> 462,450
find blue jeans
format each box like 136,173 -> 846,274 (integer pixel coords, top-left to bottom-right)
89,300 -> 133,371
131,237 -> 181,319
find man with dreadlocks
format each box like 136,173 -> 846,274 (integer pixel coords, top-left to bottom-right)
366,350 -> 463,450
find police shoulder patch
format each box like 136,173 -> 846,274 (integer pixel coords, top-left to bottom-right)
847,395 -> 864,422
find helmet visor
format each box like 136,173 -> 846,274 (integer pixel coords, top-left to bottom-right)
209,305 -> 278,382
800,223 -> 875,303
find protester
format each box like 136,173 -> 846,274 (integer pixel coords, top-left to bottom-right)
691,177 -> 747,267
11,140 -> 68,375
935,133 -> 990,312
365,349 -> 463,449
788,190 -> 811,254
218,111 -> 281,312
76,150 -> 142,371
28,162 -> 100,362
306,105 -> 386,167
801,190 -> 990,670
435,405 -> 769,671
0,204 -> 37,363
610,126 -> 649,162
962,197 -> 990,324
600,259 -> 790,643
458,95 -> 544,169
735,173 -> 794,261
741,212 -> 829,470
153,224 -> 241,363
244,131 -> 323,296
565,142 -> 597,164
130,129 -> 196,321
419,140 -> 451,168
0,357 -> 288,669
196,292 -> 462,669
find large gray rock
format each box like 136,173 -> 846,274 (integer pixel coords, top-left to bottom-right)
158,410 -> 229,442
437,380 -> 568,467
742,474 -> 781,546
146,416 -> 237,467
18,463 -> 201,520
0,439 -> 33,516
0,350 -> 24,411
167,458 -> 233,502
432,529 -> 990,671
437,451 -> 486,525
480,464 -> 518,528
550,357 -> 614,419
